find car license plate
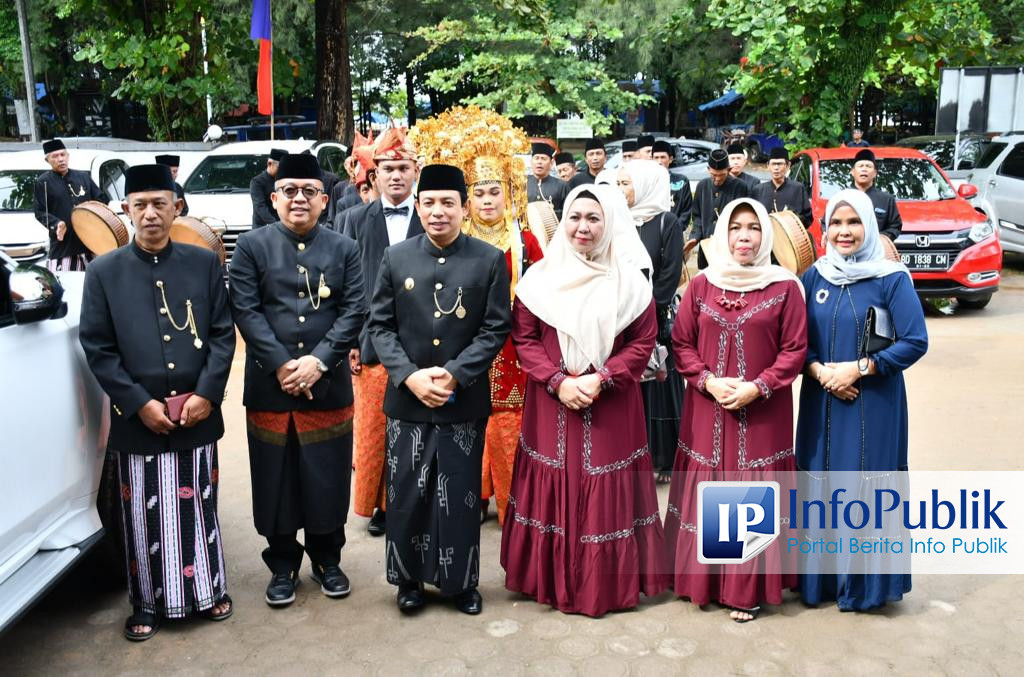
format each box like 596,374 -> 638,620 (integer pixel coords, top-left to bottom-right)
900,252 -> 949,270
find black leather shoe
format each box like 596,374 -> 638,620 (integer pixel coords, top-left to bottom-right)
367,509 -> 386,537
396,582 -> 425,613
480,499 -> 490,525
265,571 -> 299,607
311,564 -> 351,598
453,587 -> 483,615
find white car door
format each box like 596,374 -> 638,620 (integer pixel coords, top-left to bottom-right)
989,142 -> 1024,247
0,267 -> 105,582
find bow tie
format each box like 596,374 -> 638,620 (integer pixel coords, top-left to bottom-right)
383,206 -> 409,218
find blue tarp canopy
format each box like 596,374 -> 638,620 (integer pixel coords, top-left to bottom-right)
698,89 -> 742,111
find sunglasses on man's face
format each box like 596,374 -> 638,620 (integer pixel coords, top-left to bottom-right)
276,185 -> 323,199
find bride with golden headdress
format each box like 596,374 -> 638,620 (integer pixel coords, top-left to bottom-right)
410,106 -> 544,526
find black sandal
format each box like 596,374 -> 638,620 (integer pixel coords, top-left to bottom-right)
730,606 -> 761,623
201,594 -> 234,622
656,471 -> 672,485
123,610 -> 160,641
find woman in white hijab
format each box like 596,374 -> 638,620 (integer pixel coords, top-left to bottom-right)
796,189 -> 927,612
617,159 -> 686,482
664,197 -> 807,622
501,184 -> 669,618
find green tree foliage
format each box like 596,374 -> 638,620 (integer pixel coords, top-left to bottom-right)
71,0 -> 253,140
710,0 -> 1009,148
411,5 -> 651,135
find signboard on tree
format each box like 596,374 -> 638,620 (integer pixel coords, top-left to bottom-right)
557,118 -> 593,139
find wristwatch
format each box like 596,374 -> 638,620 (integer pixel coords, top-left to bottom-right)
857,358 -> 871,376
315,357 -> 328,373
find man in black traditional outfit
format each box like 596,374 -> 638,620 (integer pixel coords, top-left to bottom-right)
79,164 -> 236,641
368,164 -> 511,615
652,139 -> 693,226
690,148 -> 750,269
850,148 -> 903,241
33,138 -> 105,272
727,143 -> 760,189
621,139 -> 637,163
155,154 -> 189,216
634,134 -> 655,160
568,138 -> 606,188
250,148 -> 287,228
555,152 -> 578,183
526,141 -> 569,217
230,153 -> 366,607
753,147 -> 813,227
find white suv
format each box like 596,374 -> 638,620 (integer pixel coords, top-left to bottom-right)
183,140 -> 347,263
964,134 -> 1024,255
0,149 -> 132,264
0,255 -> 117,634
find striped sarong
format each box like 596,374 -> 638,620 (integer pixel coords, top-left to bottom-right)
46,253 -> 91,272
117,443 -> 227,618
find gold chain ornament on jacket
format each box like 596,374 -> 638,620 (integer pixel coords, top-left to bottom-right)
156,280 -> 203,350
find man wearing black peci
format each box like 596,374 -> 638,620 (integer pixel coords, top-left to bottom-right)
250,148 -> 287,228
752,147 -> 813,228
230,153 -> 366,607
33,138 -> 105,272
850,148 -> 903,241
79,164 -> 236,641
652,139 -> 693,227
568,138 -> 607,189
368,164 -> 511,615
526,141 -> 569,217
689,148 -> 750,269
727,143 -> 760,190
154,154 -> 189,216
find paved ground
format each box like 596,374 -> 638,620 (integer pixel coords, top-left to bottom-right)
2,260 -> 1023,675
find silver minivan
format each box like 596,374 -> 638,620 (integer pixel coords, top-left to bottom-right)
964,134 -> 1024,255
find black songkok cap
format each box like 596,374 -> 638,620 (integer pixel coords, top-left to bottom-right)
154,154 -> 180,167
769,146 -> 790,161
554,152 -> 575,165
854,148 -> 876,164
124,164 -> 176,195
417,164 -> 468,200
708,148 -> 730,170
584,138 -> 605,151
622,140 -> 638,152
276,153 -> 323,181
42,139 -> 66,155
652,140 -> 673,155
269,148 -> 288,162
726,143 -> 746,155
636,134 -> 655,149
531,141 -> 555,157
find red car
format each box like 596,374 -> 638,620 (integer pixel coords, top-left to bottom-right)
791,147 -> 1002,309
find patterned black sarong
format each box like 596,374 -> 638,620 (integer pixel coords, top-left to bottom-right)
117,443 -> 227,618
385,418 -> 486,595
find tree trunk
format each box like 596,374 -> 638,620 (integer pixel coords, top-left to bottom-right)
316,0 -> 354,144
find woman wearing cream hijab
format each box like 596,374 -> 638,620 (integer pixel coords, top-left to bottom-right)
501,184 -> 669,617
664,197 -> 807,622
617,159 -> 685,483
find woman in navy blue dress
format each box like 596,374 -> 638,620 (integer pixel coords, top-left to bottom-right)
796,188 -> 928,611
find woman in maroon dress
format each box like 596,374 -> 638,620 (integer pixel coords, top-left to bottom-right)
500,184 -> 669,617
664,198 -> 807,622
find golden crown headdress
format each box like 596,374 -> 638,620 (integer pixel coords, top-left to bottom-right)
409,105 -> 530,225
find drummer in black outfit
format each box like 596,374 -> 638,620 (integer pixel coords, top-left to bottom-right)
33,139 -> 105,272
689,148 -> 749,269
155,154 -> 189,216
850,148 -> 903,241
752,147 -> 813,228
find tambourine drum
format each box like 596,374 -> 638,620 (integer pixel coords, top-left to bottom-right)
71,201 -> 129,256
525,201 -> 560,252
769,209 -> 816,275
880,234 -> 900,262
170,216 -> 227,264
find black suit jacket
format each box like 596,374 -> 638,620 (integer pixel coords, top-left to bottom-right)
330,193 -> 363,231
250,171 -> 277,227
341,199 -> 423,364
229,222 -> 366,411
864,185 -> 903,241
368,233 -> 511,424
79,240 -> 235,454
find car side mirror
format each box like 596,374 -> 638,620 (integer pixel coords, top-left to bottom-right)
10,264 -> 68,325
958,183 -> 978,199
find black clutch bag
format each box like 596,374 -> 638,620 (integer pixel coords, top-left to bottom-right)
859,305 -> 895,356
